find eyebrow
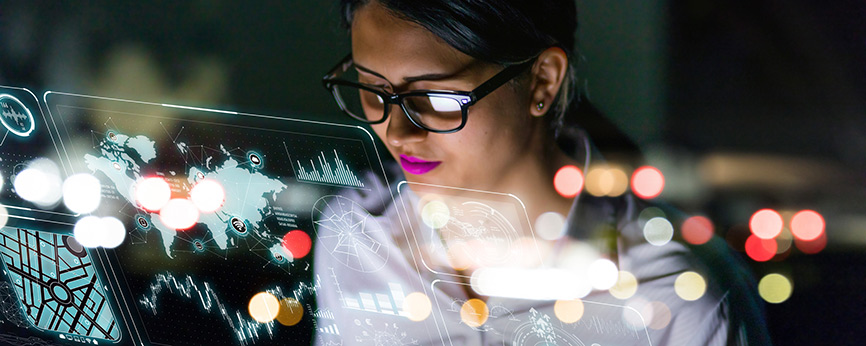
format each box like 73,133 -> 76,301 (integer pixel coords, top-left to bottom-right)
354,62 -> 462,86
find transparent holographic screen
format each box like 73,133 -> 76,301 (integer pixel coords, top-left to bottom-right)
41,91 -> 393,346
430,280 -> 653,346
0,86 -> 78,231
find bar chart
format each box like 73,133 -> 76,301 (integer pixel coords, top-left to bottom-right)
295,149 -> 365,188
342,283 -> 408,317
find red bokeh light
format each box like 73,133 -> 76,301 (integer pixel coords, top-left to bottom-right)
749,209 -> 783,239
794,231 -> 827,254
631,166 -> 664,199
682,216 -> 714,245
282,230 -> 312,259
553,165 -> 584,198
745,234 -> 777,262
790,210 -> 824,241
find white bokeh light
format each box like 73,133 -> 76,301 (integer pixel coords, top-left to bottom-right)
101,217 -> 126,248
588,258 -> 619,290
62,173 -> 102,214
190,179 -> 225,213
535,211 -> 566,240
73,216 -> 104,248
135,177 -> 171,211
643,217 -> 674,246
159,198 -> 200,230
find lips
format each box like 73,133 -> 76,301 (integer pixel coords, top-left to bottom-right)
399,154 -> 441,175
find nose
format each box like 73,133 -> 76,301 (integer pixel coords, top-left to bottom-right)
385,104 -> 427,147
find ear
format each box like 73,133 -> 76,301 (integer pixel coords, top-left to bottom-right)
528,47 -> 569,117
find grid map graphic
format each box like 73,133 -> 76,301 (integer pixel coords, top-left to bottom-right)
0,228 -> 120,341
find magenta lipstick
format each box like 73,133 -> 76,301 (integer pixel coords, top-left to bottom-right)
399,154 -> 441,175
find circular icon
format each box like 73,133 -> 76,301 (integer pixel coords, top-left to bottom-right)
137,216 -> 149,228
193,240 -> 204,252
0,94 -> 35,137
63,235 -> 88,258
107,131 -> 118,142
247,151 -> 263,168
196,172 -> 205,180
230,217 -> 248,236
273,252 -> 285,263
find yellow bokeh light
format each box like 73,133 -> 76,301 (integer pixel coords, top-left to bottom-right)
554,299 -> 585,323
609,271 -> 639,300
276,298 -> 303,326
248,292 -> 280,323
421,199 -> 450,229
759,273 -> 793,304
460,298 -> 489,328
403,292 -> 433,322
585,167 -> 610,197
776,228 -> 793,254
674,271 -> 707,301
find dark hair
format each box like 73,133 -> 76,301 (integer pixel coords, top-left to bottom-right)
340,0 -> 576,128
340,0 -> 639,152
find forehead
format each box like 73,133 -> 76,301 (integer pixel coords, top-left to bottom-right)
350,2 -> 473,78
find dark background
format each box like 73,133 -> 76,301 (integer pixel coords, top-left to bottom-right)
1,0 -> 865,344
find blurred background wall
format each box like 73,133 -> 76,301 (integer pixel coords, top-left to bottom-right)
1,0 -> 865,343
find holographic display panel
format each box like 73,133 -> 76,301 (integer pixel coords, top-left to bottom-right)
42,92 -> 392,345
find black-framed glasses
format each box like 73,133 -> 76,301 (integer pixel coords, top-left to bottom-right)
322,54 -> 534,133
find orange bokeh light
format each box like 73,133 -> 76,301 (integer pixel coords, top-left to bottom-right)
554,165 -> 584,198
790,210 -> 824,241
745,234 -> 777,262
749,209 -> 783,239
631,166 -> 664,199
682,216 -> 714,245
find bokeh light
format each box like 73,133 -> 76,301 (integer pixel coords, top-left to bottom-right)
682,216 -> 714,245
631,166 -> 664,199
794,231 -> 827,254
460,298 -> 489,328
775,229 -> 793,254
554,299 -> 584,323
623,297 -> 650,330
62,173 -> 102,214
136,177 -> 171,211
0,205 -> 8,229
588,258 -> 619,290
638,207 -> 666,228
674,271 -> 707,301
749,209 -> 783,239
647,301 -> 671,330
535,211 -> 566,240
276,298 -> 303,326
609,271 -> 639,300
403,292 -> 432,322
73,216 -> 104,248
758,273 -> 793,304
282,230 -> 312,259
553,165 -> 584,198
420,199 -> 450,229
190,179 -> 225,213
643,217 -> 674,246
585,166 -> 628,197
159,198 -> 200,230
15,167 -> 63,206
790,210 -> 824,241
100,217 -> 126,248
745,234 -> 777,262
248,292 -> 280,323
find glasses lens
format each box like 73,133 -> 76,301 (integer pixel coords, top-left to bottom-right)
403,95 -> 465,131
333,84 -> 386,122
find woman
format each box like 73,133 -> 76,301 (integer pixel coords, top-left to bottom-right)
315,1 -> 771,345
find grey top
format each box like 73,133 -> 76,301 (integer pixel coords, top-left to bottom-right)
313,128 -> 771,346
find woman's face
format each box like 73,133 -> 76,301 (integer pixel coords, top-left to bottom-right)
351,2 -> 545,192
